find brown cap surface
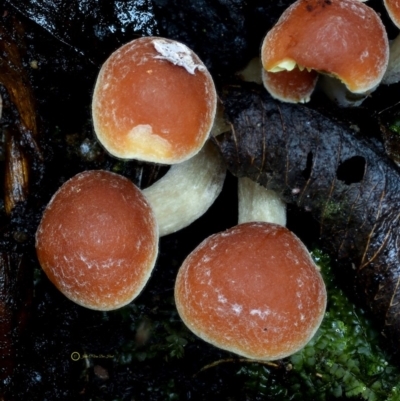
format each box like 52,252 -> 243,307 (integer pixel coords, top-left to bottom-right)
261,0 -> 389,94
175,222 -> 327,361
36,170 -> 158,310
384,0 -> 400,28
92,36 -> 217,164
262,68 -> 319,103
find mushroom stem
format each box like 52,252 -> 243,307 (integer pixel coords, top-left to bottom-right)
238,177 -> 286,226
318,74 -> 371,107
143,140 -> 226,237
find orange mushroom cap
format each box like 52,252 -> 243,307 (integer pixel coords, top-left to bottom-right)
35,170 -> 158,311
261,0 -> 389,95
262,68 -> 319,103
384,0 -> 400,28
92,36 -> 217,164
174,222 -> 327,361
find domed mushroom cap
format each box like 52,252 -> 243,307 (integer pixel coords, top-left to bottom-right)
261,68 -> 319,104
92,36 -> 217,164
175,222 -> 327,361
261,0 -> 389,95
35,170 -> 158,311
384,0 -> 400,28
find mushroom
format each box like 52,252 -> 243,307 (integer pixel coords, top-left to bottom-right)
175,167 -> 326,360
92,36 -> 225,236
174,221 -> 327,361
92,36 -> 217,164
384,0 -> 400,28
261,68 -> 319,104
382,0 -> 400,84
382,34 -> 400,85
236,56 -> 318,104
261,0 -> 389,106
35,170 -> 158,311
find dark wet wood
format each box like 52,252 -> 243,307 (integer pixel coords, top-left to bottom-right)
0,14 -> 39,399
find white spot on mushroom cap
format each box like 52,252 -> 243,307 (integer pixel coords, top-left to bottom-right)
217,294 -> 227,304
232,304 -> 243,315
250,309 -> 271,319
152,39 -> 206,75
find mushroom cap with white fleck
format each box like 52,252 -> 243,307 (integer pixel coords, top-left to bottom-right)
174,222 -> 327,361
92,36 -> 217,164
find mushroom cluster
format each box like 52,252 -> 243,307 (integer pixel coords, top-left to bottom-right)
36,36 -> 225,310
261,0 -> 389,106
36,34 -> 327,360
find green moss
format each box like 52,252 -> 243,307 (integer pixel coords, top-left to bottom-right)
388,117 -> 400,135
321,201 -> 343,220
115,296 -> 194,364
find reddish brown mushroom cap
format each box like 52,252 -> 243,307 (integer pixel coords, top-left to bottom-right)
174,222 -> 327,361
35,170 -> 158,311
262,68 -> 319,103
261,0 -> 389,95
92,36 -> 217,164
384,0 -> 400,28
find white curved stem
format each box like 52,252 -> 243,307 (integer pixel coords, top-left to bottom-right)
143,141 -> 226,237
238,177 -> 286,226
